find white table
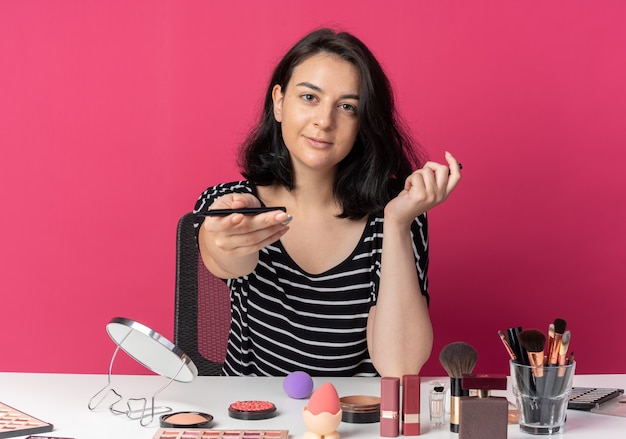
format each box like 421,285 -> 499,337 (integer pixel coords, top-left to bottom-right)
1,372 -> 625,438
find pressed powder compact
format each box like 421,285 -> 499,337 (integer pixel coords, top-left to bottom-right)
160,412 -> 214,428
339,395 -> 381,423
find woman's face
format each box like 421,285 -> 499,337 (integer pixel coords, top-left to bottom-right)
272,53 -> 360,176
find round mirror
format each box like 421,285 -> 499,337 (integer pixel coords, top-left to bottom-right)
106,317 -> 198,382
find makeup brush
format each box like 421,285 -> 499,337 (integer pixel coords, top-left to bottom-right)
557,330 -> 572,379
506,326 -> 529,365
498,330 -> 517,360
518,329 -> 548,425
548,318 -> 567,365
557,330 -> 571,366
518,329 -> 546,377
439,342 -> 478,433
547,323 -> 555,362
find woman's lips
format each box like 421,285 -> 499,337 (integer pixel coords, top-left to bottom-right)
306,136 -> 332,148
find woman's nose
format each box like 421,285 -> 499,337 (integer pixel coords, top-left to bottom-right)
313,103 -> 334,130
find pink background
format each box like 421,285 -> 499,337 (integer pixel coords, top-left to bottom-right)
1,1 -> 624,377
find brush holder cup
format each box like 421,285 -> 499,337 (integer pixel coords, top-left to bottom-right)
510,360 -> 576,435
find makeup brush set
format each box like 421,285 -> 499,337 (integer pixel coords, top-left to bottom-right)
501,319 -> 625,413
499,319 -> 577,432
498,319 -> 573,368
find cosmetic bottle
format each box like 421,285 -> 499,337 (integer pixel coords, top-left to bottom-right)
459,374 -> 508,439
429,385 -> 446,427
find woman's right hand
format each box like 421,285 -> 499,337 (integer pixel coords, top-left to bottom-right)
198,193 -> 291,277
384,151 -> 462,227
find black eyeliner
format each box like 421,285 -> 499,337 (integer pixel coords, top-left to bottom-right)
197,207 -> 287,217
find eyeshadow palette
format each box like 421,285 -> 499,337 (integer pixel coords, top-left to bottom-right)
151,429 -> 288,439
25,437 -> 74,439
568,387 -> 625,410
0,402 -> 54,438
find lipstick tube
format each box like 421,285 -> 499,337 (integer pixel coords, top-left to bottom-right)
402,375 -> 420,436
380,377 -> 400,437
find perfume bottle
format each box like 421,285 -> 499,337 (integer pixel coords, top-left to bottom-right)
429,385 -> 446,427
459,374 -> 508,439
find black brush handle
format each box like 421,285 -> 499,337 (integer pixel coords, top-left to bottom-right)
507,327 -> 530,365
449,377 -> 469,433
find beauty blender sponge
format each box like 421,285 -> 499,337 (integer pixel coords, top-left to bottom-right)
283,371 -> 314,399
307,382 -> 340,415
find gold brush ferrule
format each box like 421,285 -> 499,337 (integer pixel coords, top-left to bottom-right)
527,352 -> 545,377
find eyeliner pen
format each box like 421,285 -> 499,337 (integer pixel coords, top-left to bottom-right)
196,207 -> 287,217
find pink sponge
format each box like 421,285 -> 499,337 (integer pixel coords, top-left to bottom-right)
307,382 -> 340,415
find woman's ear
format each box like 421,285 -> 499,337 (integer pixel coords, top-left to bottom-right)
272,84 -> 284,122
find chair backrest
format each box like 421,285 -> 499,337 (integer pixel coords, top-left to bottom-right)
174,212 -> 231,376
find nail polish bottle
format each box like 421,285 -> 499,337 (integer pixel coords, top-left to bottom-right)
459,374 -> 508,439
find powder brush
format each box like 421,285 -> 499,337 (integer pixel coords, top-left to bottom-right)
518,329 -> 546,377
439,342 -> 478,433
439,342 -> 479,379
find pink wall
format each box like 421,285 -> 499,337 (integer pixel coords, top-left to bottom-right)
1,1 -> 625,377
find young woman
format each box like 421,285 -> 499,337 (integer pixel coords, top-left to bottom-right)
194,28 -> 461,377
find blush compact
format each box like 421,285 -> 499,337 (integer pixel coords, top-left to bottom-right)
160,411 -> 214,428
228,401 -> 277,420
339,395 -> 381,423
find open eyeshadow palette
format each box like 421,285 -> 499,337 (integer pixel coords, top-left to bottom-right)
567,387 -> 624,410
0,402 -> 54,438
152,429 -> 289,439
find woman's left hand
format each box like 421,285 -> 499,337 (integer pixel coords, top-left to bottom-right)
385,151 -> 462,225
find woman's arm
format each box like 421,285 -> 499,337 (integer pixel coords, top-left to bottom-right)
367,152 -> 461,377
367,218 -> 433,377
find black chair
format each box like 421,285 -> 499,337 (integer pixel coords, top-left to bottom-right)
174,212 -> 231,376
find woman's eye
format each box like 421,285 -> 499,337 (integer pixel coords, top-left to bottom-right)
302,94 -> 316,102
340,103 -> 357,114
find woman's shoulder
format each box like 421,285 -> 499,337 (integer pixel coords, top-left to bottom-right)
199,180 -> 256,198
204,180 -> 254,193
194,181 -> 256,211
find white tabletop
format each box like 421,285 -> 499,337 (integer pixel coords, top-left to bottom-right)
1,372 -> 625,438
